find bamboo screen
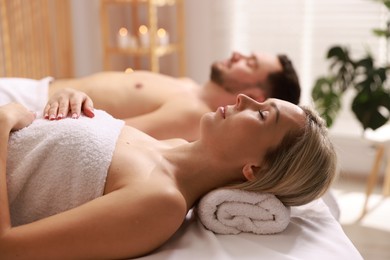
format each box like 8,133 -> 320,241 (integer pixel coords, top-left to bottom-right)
0,0 -> 73,79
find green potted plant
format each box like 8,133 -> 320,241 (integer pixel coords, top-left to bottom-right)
312,0 -> 390,133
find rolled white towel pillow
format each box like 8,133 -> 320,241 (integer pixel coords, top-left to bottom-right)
196,189 -> 290,235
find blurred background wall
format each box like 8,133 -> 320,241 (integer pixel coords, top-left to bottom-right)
0,0 -> 73,78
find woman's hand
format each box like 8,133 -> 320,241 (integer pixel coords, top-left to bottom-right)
44,88 -> 95,120
0,103 -> 36,131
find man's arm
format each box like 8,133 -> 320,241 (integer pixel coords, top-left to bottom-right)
124,99 -> 203,141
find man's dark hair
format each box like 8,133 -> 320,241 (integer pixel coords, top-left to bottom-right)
264,54 -> 301,105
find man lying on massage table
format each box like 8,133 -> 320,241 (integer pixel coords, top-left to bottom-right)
0,51 -> 300,141
0,93 -> 335,259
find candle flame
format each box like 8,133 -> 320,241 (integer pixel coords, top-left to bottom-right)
125,67 -> 134,73
139,25 -> 148,34
157,28 -> 167,37
119,27 -> 128,36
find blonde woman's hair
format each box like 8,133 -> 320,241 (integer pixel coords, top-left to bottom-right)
233,106 -> 337,207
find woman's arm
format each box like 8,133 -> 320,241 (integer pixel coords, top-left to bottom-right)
0,103 -> 36,234
0,186 -> 186,259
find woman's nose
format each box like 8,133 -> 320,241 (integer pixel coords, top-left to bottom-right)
236,94 -> 256,110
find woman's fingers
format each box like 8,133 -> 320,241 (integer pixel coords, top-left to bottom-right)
57,97 -> 70,119
0,103 -> 36,130
69,94 -> 84,119
44,101 -> 60,120
44,90 -> 95,120
44,96 -> 69,120
43,104 -> 51,119
81,97 -> 95,118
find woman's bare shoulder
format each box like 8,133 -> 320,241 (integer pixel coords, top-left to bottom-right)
123,183 -> 187,216
114,184 -> 188,255
116,180 -> 188,225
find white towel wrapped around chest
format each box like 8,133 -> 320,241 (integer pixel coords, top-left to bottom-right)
7,110 -> 124,226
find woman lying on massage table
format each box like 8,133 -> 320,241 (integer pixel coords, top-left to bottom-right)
0,91 -> 336,259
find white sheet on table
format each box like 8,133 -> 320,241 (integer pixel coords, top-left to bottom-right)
135,197 -> 362,260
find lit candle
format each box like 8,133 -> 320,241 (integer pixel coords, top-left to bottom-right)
125,67 -> 134,73
138,25 -> 150,47
117,27 -> 130,49
157,28 -> 169,46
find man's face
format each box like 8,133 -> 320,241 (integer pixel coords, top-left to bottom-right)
210,52 -> 282,94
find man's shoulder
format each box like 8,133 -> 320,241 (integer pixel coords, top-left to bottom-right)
177,76 -> 196,83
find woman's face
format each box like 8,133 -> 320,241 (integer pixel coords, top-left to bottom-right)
200,94 -> 306,165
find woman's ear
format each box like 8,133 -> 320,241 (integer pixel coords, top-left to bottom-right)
242,164 -> 259,181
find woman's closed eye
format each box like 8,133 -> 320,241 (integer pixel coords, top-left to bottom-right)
258,110 -> 269,121
259,110 -> 265,120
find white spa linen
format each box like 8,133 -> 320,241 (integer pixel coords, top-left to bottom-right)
136,197 -> 363,260
197,189 -> 290,235
7,110 -> 124,226
0,77 -> 51,117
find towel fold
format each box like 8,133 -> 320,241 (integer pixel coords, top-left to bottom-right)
0,77 -> 52,117
7,110 -> 124,226
196,189 -> 290,235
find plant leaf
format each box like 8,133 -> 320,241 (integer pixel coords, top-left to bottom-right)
352,88 -> 390,130
312,77 -> 342,127
372,28 -> 390,38
371,0 -> 390,10
355,56 -> 373,69
327,46 -> 348,61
